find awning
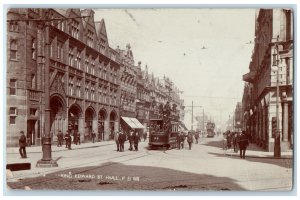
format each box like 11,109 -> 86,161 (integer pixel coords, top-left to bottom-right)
243,71 -> 257,83
130,118 -> 145,129
121,117 -> 145,129
179,121 -> 188,131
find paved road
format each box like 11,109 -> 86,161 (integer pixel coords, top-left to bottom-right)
6,136 -> 293,191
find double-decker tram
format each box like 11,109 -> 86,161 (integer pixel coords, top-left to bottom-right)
148,102 -> 180,149
206,122 -> 216,137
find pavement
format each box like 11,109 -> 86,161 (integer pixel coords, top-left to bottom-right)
6,137 -> 293,165
6,140 -> 116,166
5,136 -> 293,191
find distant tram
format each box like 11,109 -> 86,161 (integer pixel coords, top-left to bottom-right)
206,122 -> 215,138
148,102 -> 180,149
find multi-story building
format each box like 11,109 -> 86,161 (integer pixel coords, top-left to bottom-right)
242,9 -> 293,151
136,63 -> 151,130
234,102 -> 243,132
7,8 -> 120,147
117,44 -> 145,134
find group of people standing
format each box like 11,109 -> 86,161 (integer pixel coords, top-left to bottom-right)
114,131 -> 142,152
223,131 -> 249,159
177,131 -> 201,150
56,130 -> 81,150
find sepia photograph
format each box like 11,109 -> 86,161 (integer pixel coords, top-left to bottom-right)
4,4 -> 295,194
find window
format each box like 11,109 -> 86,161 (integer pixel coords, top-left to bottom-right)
50,42 -> 53,58
69,47 -> 74,66
76,51 -> 81,69
87,30 -> 94,48
9,22 -> 19,32
31,74 -> 36,89
10,79 -> 17,95
85,57 -> 89,73
9,107 -> 17,115
91,84 -> 95,101
61,21 -> 64,31
69,76 -> 74,96
85,82 -> 90,99
10,116 -> 16,124
91,58 -> 95,75
100,39 -> 106,54
76,78 -> 81,97
10,39 -> 17,60
71,20 -> 79,39
9,107 -> 17,125
32,38 -> 36,60
30,108 -> 37,116
57,41 -> 64,60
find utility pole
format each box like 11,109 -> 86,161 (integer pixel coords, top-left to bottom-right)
272,35 -> 281,158
202,108 -> 205,132
232,113 -> 235,132
191,101 -> 193,131
185,102 -> 202,131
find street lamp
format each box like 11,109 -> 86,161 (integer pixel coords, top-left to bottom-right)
272,35 -> 281,158
36,10 -> 58,167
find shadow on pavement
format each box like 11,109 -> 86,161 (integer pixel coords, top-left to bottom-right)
204,139 -> 267,152
7,161 -> 245,191
208,152 -> 293,168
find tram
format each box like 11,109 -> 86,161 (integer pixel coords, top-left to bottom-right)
206,122 -> 215,137
148,102 -> 180,149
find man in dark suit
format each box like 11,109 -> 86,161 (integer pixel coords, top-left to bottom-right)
19,131 -> 27,158
65,131 -> 72,150
133,132 -> 140,151
118,131 -> 126,152
238,131 -> 249,159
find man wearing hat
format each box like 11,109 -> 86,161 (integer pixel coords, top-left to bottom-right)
237,131 -> 249,159
118,131 -> 126,152
19,131 -> 27,158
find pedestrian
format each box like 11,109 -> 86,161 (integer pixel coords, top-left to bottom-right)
187,132 -> 194,150
77,132 -> 81,145
177,132 -> 182,149
118,131 -> 126,152
133,132 -> 140,151
237,131 -> 249,159
91,131 -> 96,143
73,131 -> 78,145
114,131 -> 120,151
194,131 -> 200,144
143,131 -> 147,142
128,131 -> 134,151
233,132 -> 238,153
65,131 -> 72,150
180,132 -> 186,149
98,132 -> 101,142
64,131 -> 69,148
19,131 -> 27,158
57,130 -> 63,147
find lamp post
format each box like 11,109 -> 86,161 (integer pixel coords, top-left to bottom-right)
272,35 -> 281,158
36,10 -> 58,167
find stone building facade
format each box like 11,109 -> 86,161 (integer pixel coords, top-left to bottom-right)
6,8 -> 185,147
7,8 -> 120,146
242,9 -> 293,152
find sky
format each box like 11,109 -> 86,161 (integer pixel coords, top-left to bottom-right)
94,8 -> 257,131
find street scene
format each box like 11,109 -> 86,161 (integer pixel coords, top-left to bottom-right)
5,7 -> 294,193
6,136 -> 292,191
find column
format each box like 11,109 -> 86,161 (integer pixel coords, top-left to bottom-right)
104,120 -> 109,140
78,117 -> 85,142
282,101 -> 289,142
